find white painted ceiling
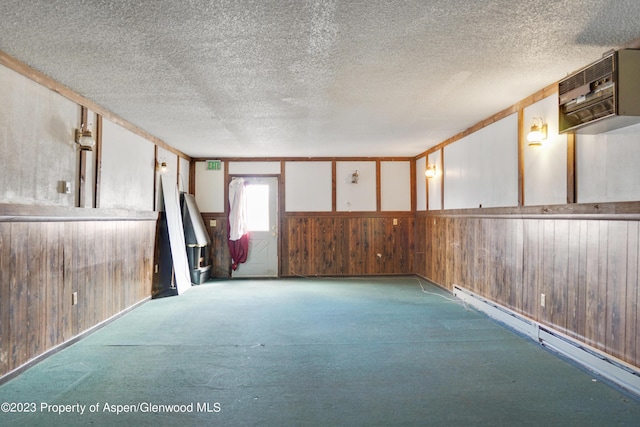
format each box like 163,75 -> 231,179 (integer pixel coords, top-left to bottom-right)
1,1 -> 639,158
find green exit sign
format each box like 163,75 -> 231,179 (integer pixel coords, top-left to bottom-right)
207,160 -> 222,170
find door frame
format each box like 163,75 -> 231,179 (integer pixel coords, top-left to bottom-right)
227,174 -> 281,277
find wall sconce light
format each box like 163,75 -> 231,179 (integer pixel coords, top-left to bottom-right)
351,170 -> 359,184
527,117 -> 548,146
156,161 -> 168,173
74,123 -> 95,151
425,164 -> 437,179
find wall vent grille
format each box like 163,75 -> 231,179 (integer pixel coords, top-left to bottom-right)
559,54 -> 614,96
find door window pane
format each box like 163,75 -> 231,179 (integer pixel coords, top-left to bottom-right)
245,184 -> 269,231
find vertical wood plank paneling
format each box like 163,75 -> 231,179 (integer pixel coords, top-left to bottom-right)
419,213 -> 639,368
584,220 -> 600,347
475,218 -> 489,295
326,218 -> 340,275
429,217 -> 438,284
26,222 -> 44,363
144,222 -> 155,299
576,220 -> 589,342
97,221 -> 108,325
103,221 -> 113,318
76,221 -> 86,335
10,223 -> 28,372
606,221 -> 627,360
45,222 -> 62,349
539,221 -> 554,323
444,217 -> 455,288
115,221 -> 124,314
514,218 -> 524,314
201,215 -> 230,278
522,220 -> 538,319
632,223 -> 640,367
465,218 -> 477,292
353,218 -> 367,275
627,222 -> 639,366
0,224 -> 11,375
414,217 -> 427,278
280,217 -> 292,275
336,218 -> 348,275
453,218 -> 465,287
60,223 -> 72,344
122,222 -> 132,310
421,217 -> 431,280
596,221 -> 609,349
1,218 -> 155,380
492,218 -> 506,303
566,220 -> 584,339
86,221 -> 96,331
280,215 -> 413,277
436,217 -> 447,286
551,220 -> 569,333
505,218 -> 517,310
300,217 -> 311,276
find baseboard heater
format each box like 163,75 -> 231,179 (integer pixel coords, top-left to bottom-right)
452,284 -> 640,397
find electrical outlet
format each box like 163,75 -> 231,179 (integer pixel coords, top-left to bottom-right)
154,264 -> 159,274
540,293 -> 546,308
393,218 -> 398,226
72,292 -> 78,306
58,180 -> 72,194
210,220 -> 217,227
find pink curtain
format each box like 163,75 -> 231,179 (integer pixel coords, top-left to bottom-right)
228,178 -> 249,271
228,232 -> 249,271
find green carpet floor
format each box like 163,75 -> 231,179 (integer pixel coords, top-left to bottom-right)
1,277 -> 639,426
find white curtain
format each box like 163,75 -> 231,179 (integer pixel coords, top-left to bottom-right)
228,177 -> 248,241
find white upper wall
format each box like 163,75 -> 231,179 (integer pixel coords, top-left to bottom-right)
444,114 -> 519,209
427,150 -> 442,211
100,119 -> 155,211
229,161 -> 281,175
336,161 -> 377,212
194,159 -> 413,213
156,146 -> 178,211
524,94 -> 567,206
179,157 -> 190,193
195,160 -> 226,213
577,122 -> 640,203
380,161 -> 411,211
0,64 -> 78,206
415,156 -> 427,211
285,161 -> 332,212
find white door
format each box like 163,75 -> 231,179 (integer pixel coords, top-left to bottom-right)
233,177 -> 279,278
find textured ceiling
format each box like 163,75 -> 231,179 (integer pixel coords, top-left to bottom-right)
1,1 -> 640,158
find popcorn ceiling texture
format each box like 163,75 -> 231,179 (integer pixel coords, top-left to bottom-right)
1,0 -> 639,158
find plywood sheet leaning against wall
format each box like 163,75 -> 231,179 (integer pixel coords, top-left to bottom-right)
159,174 -> 191,295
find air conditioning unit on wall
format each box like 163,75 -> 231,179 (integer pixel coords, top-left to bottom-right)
559,49 -> 640,134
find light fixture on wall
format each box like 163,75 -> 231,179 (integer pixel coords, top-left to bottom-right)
351,170 -> 359,184
425,164 -> 436,179
527,117 -> 548,146
74,123 -> 95,151
156,161 -> 168,173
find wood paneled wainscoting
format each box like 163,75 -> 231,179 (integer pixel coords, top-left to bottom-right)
416,203 -> 640,369
0,205 -> 157,381
200,214 -> 230,278
281,213 -> 414,277
201,213 -> 414,278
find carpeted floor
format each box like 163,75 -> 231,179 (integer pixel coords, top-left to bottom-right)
1,277 -> 639,426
